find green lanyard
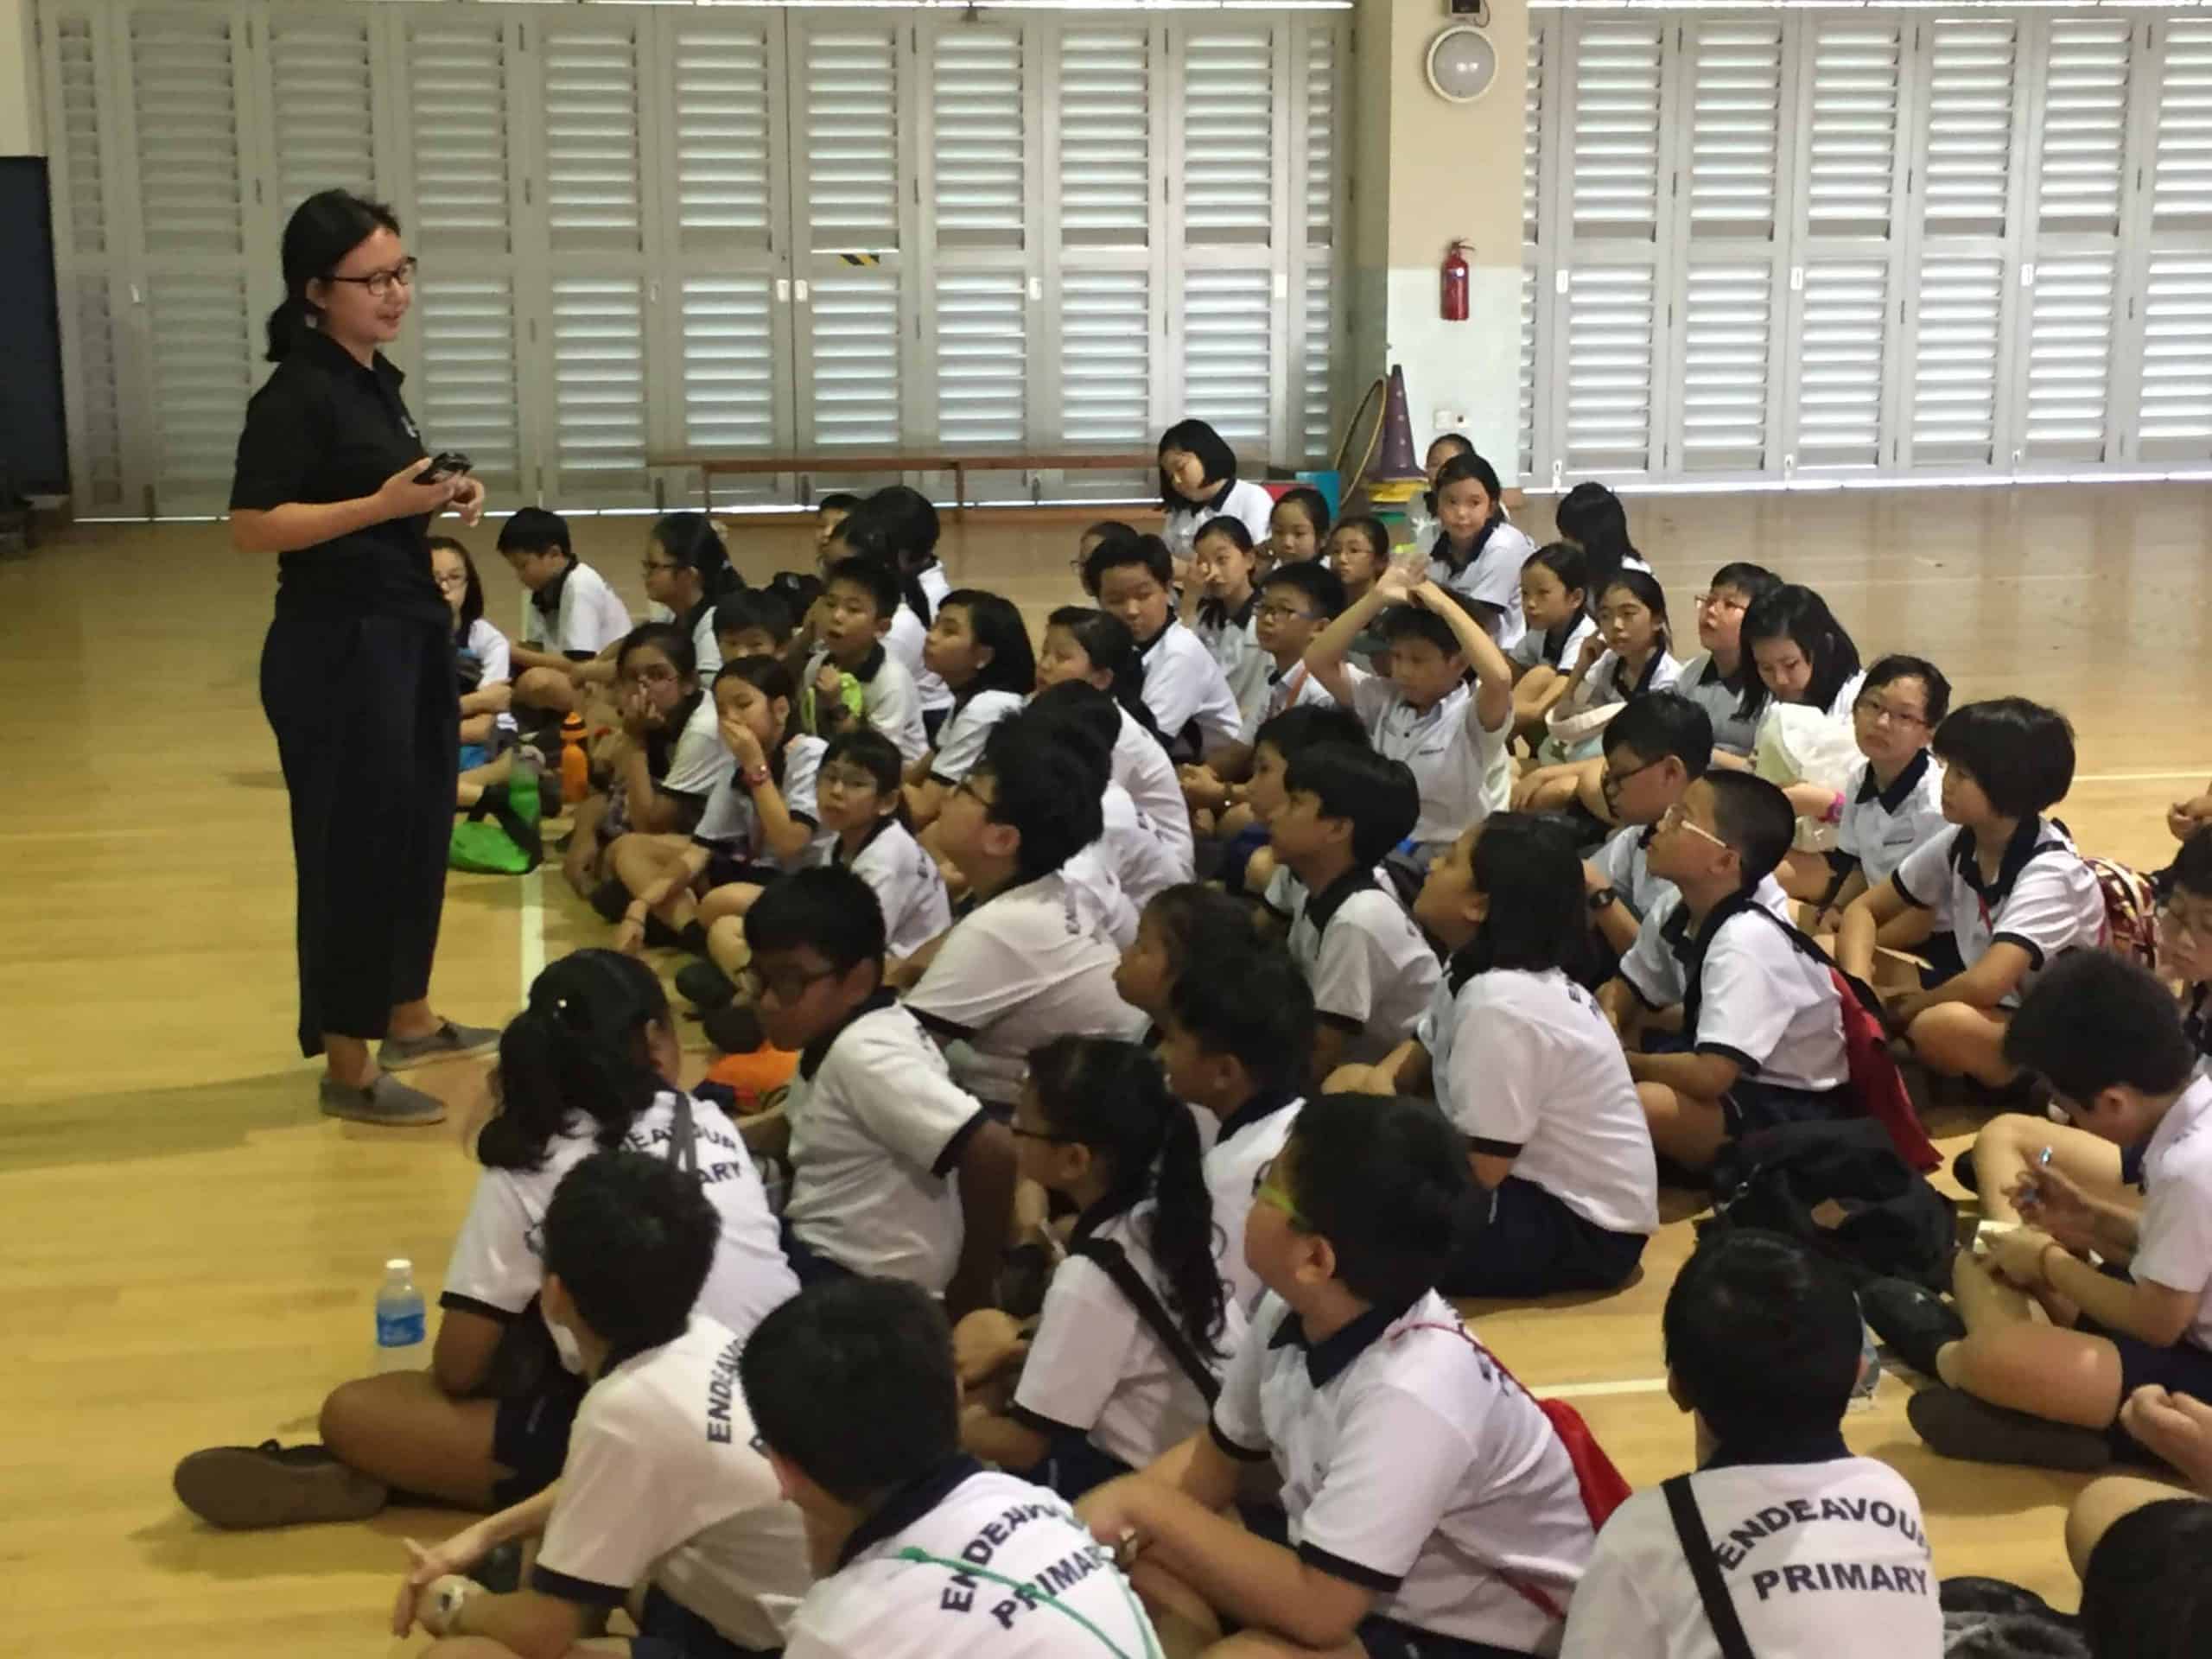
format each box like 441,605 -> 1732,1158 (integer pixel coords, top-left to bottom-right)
892,1547 -> 1163,1659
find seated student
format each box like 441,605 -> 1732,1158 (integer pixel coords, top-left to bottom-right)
906,589 -> 1034,828
1179,561 -> 1357,844
1077,1094 -> 1596,1659
1035,604 -> 1195,880
388,1151 -> 811,1659
607,655 -> 823,956
1327,513 -> 1390,615
1159,416 -> 1277,556
1083,531 -> 1243,763
839,486 -> 956,739
817,728 -> 952,963
1674,561 -> 1783,762
959,1037 -> 1243,1497
1423,448 -> 1533,651
173,950 -> 796,1532
904,723 -> 1150,1101
813,491 -> 861,571
1070,518 -> 1137,588
499,508 -> 633,716
640,512 -> 741,683
431,537 -> 517,808
1409,430 -> 1475,556
1582,693 -> 1715,967
741,1277 -> 1165,1659
1402,813 -> 1658,1297
1551,480 -> 1653,603
1156,938 -> 1314,1312
1866,952 -> 2212,1472
2066,1389 -> 2212,1584
740,868 -> 1015,1316
2076,1493 -> 2212,1658
1116,880 -> 1264,1035
1269,742 -> 1440,1076
1738,583 -> 1866,733
1520,570 -> 1682,785
1837,696 -> 2103,1093
1509,541 -> 1597,740
1603,773 -> 1851,1174
1221,701 -> 1373,903
1798,653 -> 1951,931
1026,683 -> 1186,914
713,588 -> 794,676
804,556 -> 928,766
1960,823 -> 2207,1224
1305,568 -> 1516,871
1185,516 -> 1271,736
1266,483 -> 1332,568
564,622 -> 732,902
1560,1230 -> 1940,1658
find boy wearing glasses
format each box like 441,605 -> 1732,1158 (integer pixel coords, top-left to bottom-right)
1583,692 -> 1715,964
741,868 -> 1016,1319
906,722 -> 1151,1105
1602,772 -> 1850,1173
1077,1094 -> 1595,1659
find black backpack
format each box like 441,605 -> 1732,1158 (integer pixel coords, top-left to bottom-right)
1702,1116 -> 1957,1291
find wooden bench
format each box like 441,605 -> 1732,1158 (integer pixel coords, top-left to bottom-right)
647,450 -> 1160,520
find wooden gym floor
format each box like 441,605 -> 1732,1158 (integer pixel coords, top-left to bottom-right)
4,481 -> 2210,1654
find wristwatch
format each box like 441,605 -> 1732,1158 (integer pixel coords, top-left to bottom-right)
1588,887 -> 1620,915
743,766 -> 772,790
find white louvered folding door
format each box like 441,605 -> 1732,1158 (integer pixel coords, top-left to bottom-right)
2129,18 -> 2212,463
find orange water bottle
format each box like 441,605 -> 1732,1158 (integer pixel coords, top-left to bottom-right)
559,713 -> 590,805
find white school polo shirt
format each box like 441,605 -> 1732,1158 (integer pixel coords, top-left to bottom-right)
2185,983 -> 2211,1084
1559,1448 -> 1939,1659
1211,1290 -> 1593,1651
807,645 -> 929,766
2129,1075 -> 2212,1351
523,559 -> 632,655
534,1316 -> 810,1652
1165,479 -> 1276,555
906,871 -> 1150,1105
1625,893 -> 1849,1092
442,1092 -> 798,1354
1590,823 -> 1675,924
1286,870 -> 1443,1065
825,819 -> 951,961
1111,704 -> 1196,879
661,692 -> 737,803
1619,878 -> 1792,1011
1420,966 -> 1658,1236
928,690 -> 1026,786
1195,595 -> 1273,735
1426,519 -> 1533,653
648,598 -> 724,684
1510,612 -> 1599,673
783,1460 -> 1160,1659
1591,648 -> 1685,707
1255,658 -> 1361,742
887,597 -> 955,716
1203,1092 -> 1304,1312
458,617 -> 518,737
782,994 -> 994,1291
1674,652 -> 1760,758
1835,751 -> 1947,890
1139,619 -> 1245,754
1891,817 -> 2106,1007
1098,779 -> 1185,912
1352,676 -> 1514,847
693,734 -> 829,871
1012,1204 -> 1247,1471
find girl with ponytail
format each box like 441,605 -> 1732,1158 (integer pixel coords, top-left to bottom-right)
174,949 -> 796,1533
642,512 -> 741,683
957,1036 -> 1243,1497
837,486 -> 956,738
1034,605 -> 1195,879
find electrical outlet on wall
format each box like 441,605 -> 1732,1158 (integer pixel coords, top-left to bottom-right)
1433,410 -> 1466,432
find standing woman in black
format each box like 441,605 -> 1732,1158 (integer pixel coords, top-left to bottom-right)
231,191 -> 497,1126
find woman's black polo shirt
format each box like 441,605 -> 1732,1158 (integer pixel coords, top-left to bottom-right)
230,329 -> 446,623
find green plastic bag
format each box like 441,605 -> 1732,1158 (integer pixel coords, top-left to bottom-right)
449,768 -> 544,874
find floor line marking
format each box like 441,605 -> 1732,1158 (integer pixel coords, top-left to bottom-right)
1538,1376 -> 1673,1401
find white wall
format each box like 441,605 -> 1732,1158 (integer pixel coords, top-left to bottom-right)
0,0 -> 43,154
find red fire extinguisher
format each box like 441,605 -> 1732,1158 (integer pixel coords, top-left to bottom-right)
1441,239 -> 1470,322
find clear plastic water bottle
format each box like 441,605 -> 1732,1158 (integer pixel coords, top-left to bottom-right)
375,1257 -> 427,1373
1849,1301 -> 1882,1413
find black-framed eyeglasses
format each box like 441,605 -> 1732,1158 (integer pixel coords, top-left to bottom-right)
325,257 -> 418,298
1255,602 -> 1319,624
738,963 -> 841,1004
1603,754 -> 1668,795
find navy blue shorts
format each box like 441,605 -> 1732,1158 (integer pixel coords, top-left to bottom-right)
1356,1613 -> 1541,1659
1024,1432 -> 1133,1502
630,1586 -> 779,1659
489,1366 -> 588,1507
2075,1272 -> 2212,1457
1440,1175 -> 1647,1299
778,1218 -> 856,1288
1724,1077 -> 1850,1140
